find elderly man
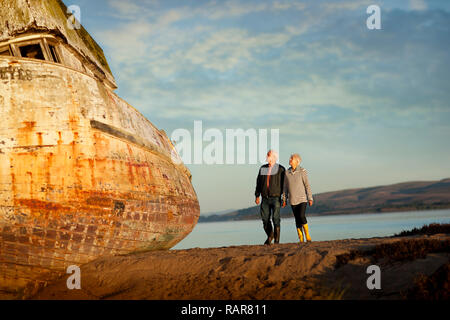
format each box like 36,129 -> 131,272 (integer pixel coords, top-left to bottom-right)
255,150 -> 286,245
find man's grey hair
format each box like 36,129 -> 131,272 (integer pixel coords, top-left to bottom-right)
267,150 -> 279,162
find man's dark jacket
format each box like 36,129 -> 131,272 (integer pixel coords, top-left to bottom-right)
255,163 -> 286,198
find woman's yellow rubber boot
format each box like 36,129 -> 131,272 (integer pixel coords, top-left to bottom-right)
296,227 -> 304,243
303,224 -> 311,242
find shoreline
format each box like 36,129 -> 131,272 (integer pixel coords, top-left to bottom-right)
199,206 -> 450,223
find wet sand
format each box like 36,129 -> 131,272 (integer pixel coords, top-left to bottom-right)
26,233 -> 450,300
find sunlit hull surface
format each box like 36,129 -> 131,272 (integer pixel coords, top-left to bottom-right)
0,57 -> 200,295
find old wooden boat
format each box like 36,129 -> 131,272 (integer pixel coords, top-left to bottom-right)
0,0 -> 200,297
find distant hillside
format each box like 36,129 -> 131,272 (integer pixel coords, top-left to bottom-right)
199,178 -> 450,223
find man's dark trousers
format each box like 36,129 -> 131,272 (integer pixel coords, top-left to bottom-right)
260,196 -> 281,244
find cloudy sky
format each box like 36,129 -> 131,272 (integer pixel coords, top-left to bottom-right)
66,0 -> 450,214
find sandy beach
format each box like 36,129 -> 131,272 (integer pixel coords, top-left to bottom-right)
27,232 -> 449,300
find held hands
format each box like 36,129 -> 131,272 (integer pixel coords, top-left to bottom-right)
256,197 -> 309,206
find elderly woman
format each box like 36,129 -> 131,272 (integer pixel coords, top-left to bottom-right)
282,154 -> 314,243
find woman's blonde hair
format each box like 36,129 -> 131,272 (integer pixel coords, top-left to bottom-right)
290,153 -> 302,165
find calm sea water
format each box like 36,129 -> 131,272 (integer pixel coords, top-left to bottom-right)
172,209 -> 450,250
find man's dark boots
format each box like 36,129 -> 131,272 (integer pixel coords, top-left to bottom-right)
274,226 -> 280,244
264,224 -> 274,245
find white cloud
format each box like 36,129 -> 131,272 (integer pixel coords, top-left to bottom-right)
120,69 -> 384,127
285,23 -> 309,36
410,0 -> 427,11
106,0 -> 159,19
108,0 -> 142,17
271,1 -> 307,11
183,29 -> 291,72
98,7 -> 198,65
99,20 -> 153,63
99,0 -> 442,131
198,0 -> 269,20
272,1 -> 293,10
321,0 -> 372,11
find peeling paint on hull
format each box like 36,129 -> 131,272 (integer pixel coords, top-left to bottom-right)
0,57 -> 200,297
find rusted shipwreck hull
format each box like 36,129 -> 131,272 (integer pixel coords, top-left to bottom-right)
0,0 -> 199,296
